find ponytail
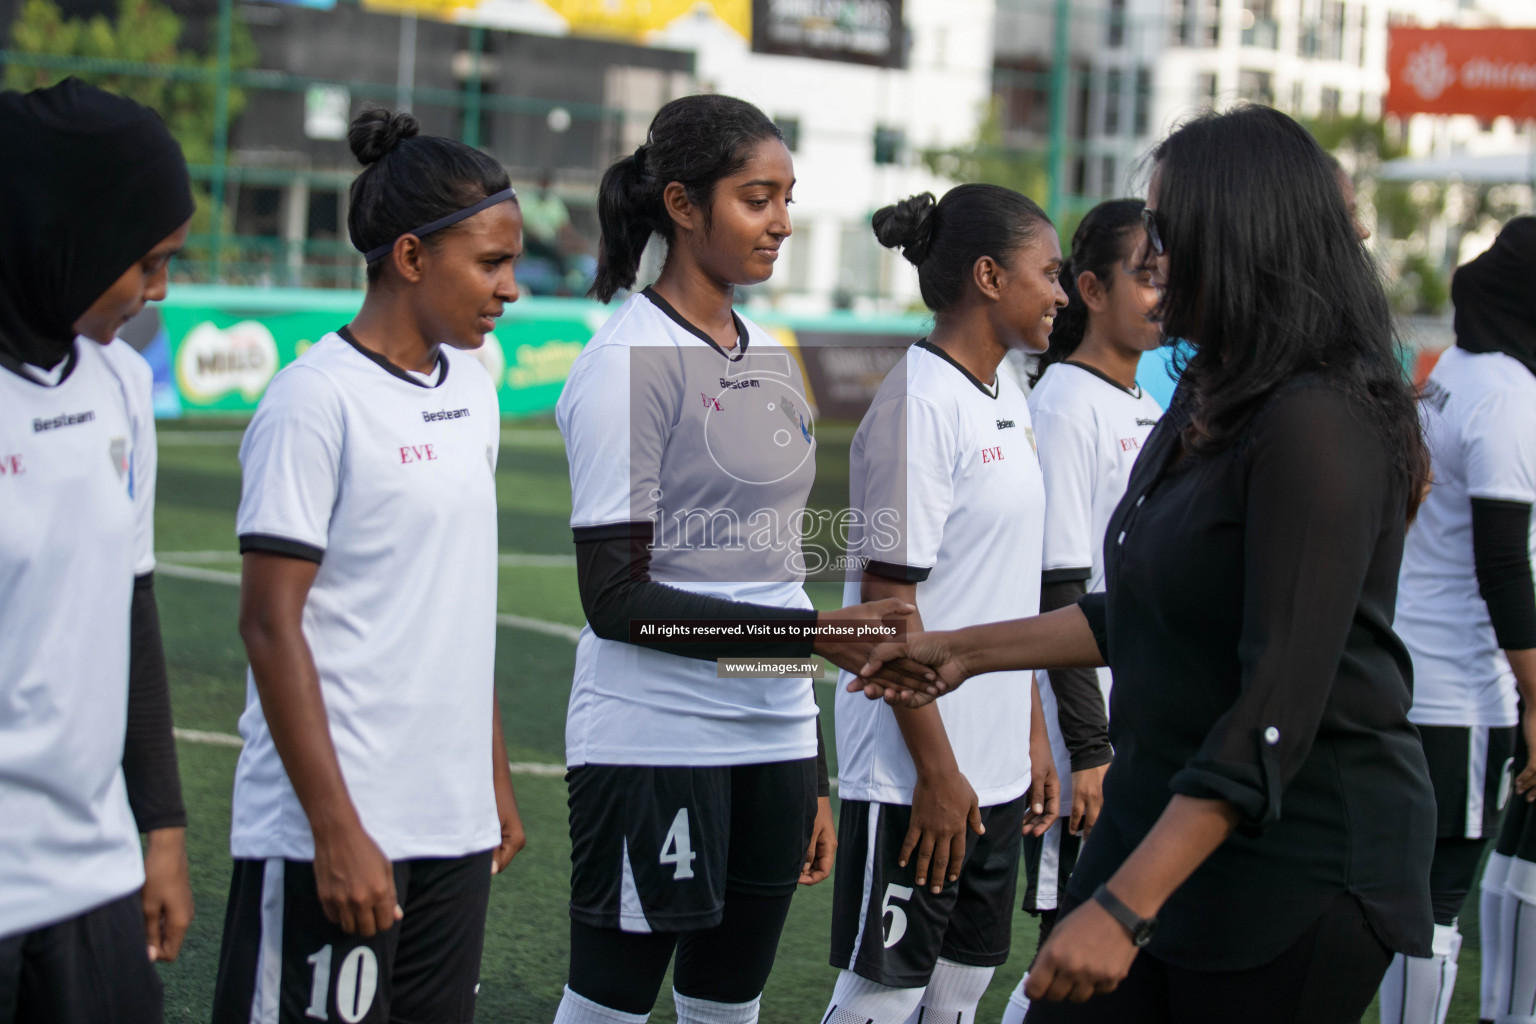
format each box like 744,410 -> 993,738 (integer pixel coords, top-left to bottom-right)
1030,198 -> 1145,386
590,149 -> 657,303
588,95 -> 783,302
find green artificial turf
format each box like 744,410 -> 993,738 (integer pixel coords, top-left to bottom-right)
147,421 -> 1481,1023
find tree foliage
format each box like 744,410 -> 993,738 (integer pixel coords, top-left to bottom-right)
6,0 -> 257,166
921,101 -> 1052,208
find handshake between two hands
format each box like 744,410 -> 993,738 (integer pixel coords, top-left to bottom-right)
809,598 -> 970,708
845,630 -> 971,709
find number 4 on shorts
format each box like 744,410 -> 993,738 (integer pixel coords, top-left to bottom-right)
660,807 -> 697,880
881,883 -> 914,948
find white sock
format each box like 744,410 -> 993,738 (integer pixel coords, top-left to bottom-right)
1485,853 -> 1513,1021
1497,881 -> 1536,1024
553,986 -> 651,1024
821,969 -> 926,1024
999,973 -> 1029,1024
673,990 -> 760,1024
1378,923 -> 1461,1024
896,958 -> 995,1024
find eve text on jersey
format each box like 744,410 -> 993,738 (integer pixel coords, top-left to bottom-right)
556,291 -> 820,769
0,338 -> 156,937
834,341 -> 1046,807
231,332 -> 503,861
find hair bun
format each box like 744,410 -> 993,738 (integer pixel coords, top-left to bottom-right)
871,193 -> 937,266
348,107 -> 420,166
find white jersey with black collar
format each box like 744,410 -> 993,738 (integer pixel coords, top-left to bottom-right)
1026,360 -> 1162,807
834,341 -> 1045,807
1398,346 -> 1536,728
1028,360 -> 1164,595
0,338 -> 155,936
556,290 -> 820,768
232,331 -> 503,861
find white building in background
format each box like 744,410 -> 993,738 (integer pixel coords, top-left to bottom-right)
655,0 -> 998,314
465,0 -> 999,312
993,0 -> 1535,214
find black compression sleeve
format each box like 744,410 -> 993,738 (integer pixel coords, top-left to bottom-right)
815,716 -> 830,798
574,525 -> 817,661
124,575 -> 187,832
1472,498 -> 1536,650
1040,576 -> 1111,772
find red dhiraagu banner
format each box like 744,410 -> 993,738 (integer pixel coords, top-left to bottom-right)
1388,27 -> 1536,120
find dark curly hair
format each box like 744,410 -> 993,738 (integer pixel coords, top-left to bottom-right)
346,106 -> 512,281
588,95 -> 784,302
1030,198 -> 1146,386
872,184 -> 1051,316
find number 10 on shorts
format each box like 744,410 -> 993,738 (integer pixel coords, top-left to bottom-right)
661,807 -> 697,880
305,944 -> 380,1022
881,883 -> 913,948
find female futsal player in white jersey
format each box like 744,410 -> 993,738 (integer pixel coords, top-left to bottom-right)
818,184 -> 1063,1024
1002,198 -> 1164,1024
553,94 -> 910,1024
1381,218 -> 1536,1024
210,108 -> 526,1024
0,78 -> 192,1024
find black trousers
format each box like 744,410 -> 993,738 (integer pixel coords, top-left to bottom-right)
0,892 -> 162,1024
1024,891 -> 1391,1024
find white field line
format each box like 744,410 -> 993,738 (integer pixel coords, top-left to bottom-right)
498,428 -> 565,447
158,557 -> 838,677
173,727 -> 245,749
160,551 -> 576,569
170,728 -> 569,777
495,613 -> 583,642
161,560 -> 840,766
170,728 -> 838,788
157,431 -> 248,445
155,561 -> 584,641
155,562 -> 251,586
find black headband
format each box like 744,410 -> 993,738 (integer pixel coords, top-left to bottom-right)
363,187 -> 517,263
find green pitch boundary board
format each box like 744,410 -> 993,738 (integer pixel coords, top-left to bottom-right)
156,285 -> 929,420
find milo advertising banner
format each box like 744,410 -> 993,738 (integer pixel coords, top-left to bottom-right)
136,285 -> 926,421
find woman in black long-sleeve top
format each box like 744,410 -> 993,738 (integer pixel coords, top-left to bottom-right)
850,105 -> 1436,1022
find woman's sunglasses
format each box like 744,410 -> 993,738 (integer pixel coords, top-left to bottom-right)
1141,207 -> 1168,256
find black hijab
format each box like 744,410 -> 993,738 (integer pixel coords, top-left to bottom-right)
0,78 -> 194,370
1454,216 -> 1536,379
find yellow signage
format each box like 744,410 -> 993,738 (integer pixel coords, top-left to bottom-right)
362,0 -> 748,40
544,0 -> 748,39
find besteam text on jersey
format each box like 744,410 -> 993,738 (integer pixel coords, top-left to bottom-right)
32,410 -> 96,432
422,407 -> 471,422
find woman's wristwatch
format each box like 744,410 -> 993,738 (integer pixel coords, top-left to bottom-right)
1092,883 -> 1158,947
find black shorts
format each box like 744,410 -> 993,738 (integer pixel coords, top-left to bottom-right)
829,797 -> 1026,988
1419,723 -> 1516,838
1022,818 -> 1084,914
211,851 -> 493,1024
567,759 -> 818,933
0,892 -> 162,1024
1498,722 -> 1536,864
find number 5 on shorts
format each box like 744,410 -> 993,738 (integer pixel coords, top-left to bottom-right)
881,883 -> 914,948
660,807 -> 697,880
